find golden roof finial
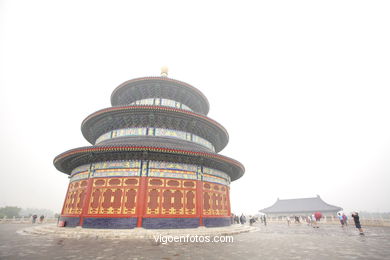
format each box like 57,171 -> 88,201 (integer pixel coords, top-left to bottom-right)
161,66 -> 168,77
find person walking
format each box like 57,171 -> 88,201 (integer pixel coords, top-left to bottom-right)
351,212 -> 364,235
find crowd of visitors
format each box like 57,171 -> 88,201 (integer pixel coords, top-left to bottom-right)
232,211 -> 364,235
31,215 -> 45,224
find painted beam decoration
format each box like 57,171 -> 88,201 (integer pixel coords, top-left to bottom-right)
54,72 -> 244,229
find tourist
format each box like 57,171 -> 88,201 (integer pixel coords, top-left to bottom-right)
249,216 -> 256,226
39,215 -> 45,223
32,214 -> 37,224
314,212 -> 322,228
311,214 -> 318,228
263,215 -> 267,226
351,212 -> 364,235
342,213 -> 348,226
306,215 -> 311,226
286,216 -> 291,226
338,212 -> 344,227
234,215 -> 239,224
240,214 -> 246,225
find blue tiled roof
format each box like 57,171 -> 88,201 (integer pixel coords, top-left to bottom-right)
259,196 -> 342,214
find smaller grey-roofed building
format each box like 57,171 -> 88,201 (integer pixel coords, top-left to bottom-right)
259,195 -> 342,217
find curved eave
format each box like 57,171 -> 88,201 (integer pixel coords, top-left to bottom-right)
81,105 -> 229,152
110,77 -> 210,115
318,197 -> 343,211
53,145 -> 245,181
96,135 -> 213,153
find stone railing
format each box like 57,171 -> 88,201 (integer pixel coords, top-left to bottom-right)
2,216 -> 390,227
264,216 -> 390,227
0,216 -> 58,224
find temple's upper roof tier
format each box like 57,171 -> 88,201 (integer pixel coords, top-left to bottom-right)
53,144 -> 244,181
81,106 -> 229,153
110,77 -> 210,115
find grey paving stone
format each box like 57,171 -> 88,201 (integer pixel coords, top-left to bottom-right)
0,223 -> 389,259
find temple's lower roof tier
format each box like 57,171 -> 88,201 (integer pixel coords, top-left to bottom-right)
53,145 -> 244,181
81,106 -> 228,152
110,77 -> 210,115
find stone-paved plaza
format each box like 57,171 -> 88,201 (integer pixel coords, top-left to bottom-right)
1,223 -> 390,260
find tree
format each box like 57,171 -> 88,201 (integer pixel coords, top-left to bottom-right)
0,206 -> 22,218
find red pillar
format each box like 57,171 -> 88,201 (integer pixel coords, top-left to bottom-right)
226,186 -> 231,216
136,176 -> 147,227
136,160 -> 149,227
196,180 -> 204,226
79,177 -> 94,226
60,182 -> 71,215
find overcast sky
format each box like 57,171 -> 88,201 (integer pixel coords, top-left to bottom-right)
1,1 -> 389,214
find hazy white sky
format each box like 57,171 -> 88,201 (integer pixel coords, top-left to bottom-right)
0,1 -> 389,214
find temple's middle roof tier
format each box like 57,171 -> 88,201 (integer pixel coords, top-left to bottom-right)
96,135 -> 213,153
110,77 -> 210,115
96,127 -> 216,152
81,106 -> 229,152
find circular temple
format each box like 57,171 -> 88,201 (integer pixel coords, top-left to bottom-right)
54,74 -> 244,229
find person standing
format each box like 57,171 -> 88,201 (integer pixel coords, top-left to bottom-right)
32,214 -> 37,224
338,212 -> 344,227
312,212 -> 322,228
240,214 -> 246,225
234,215 -> 239,224
306,215 -> 311,226
342,213 -> 348,226
351,212 -> 364,235
249,216 -> 256,226
311,214 -> 318,228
